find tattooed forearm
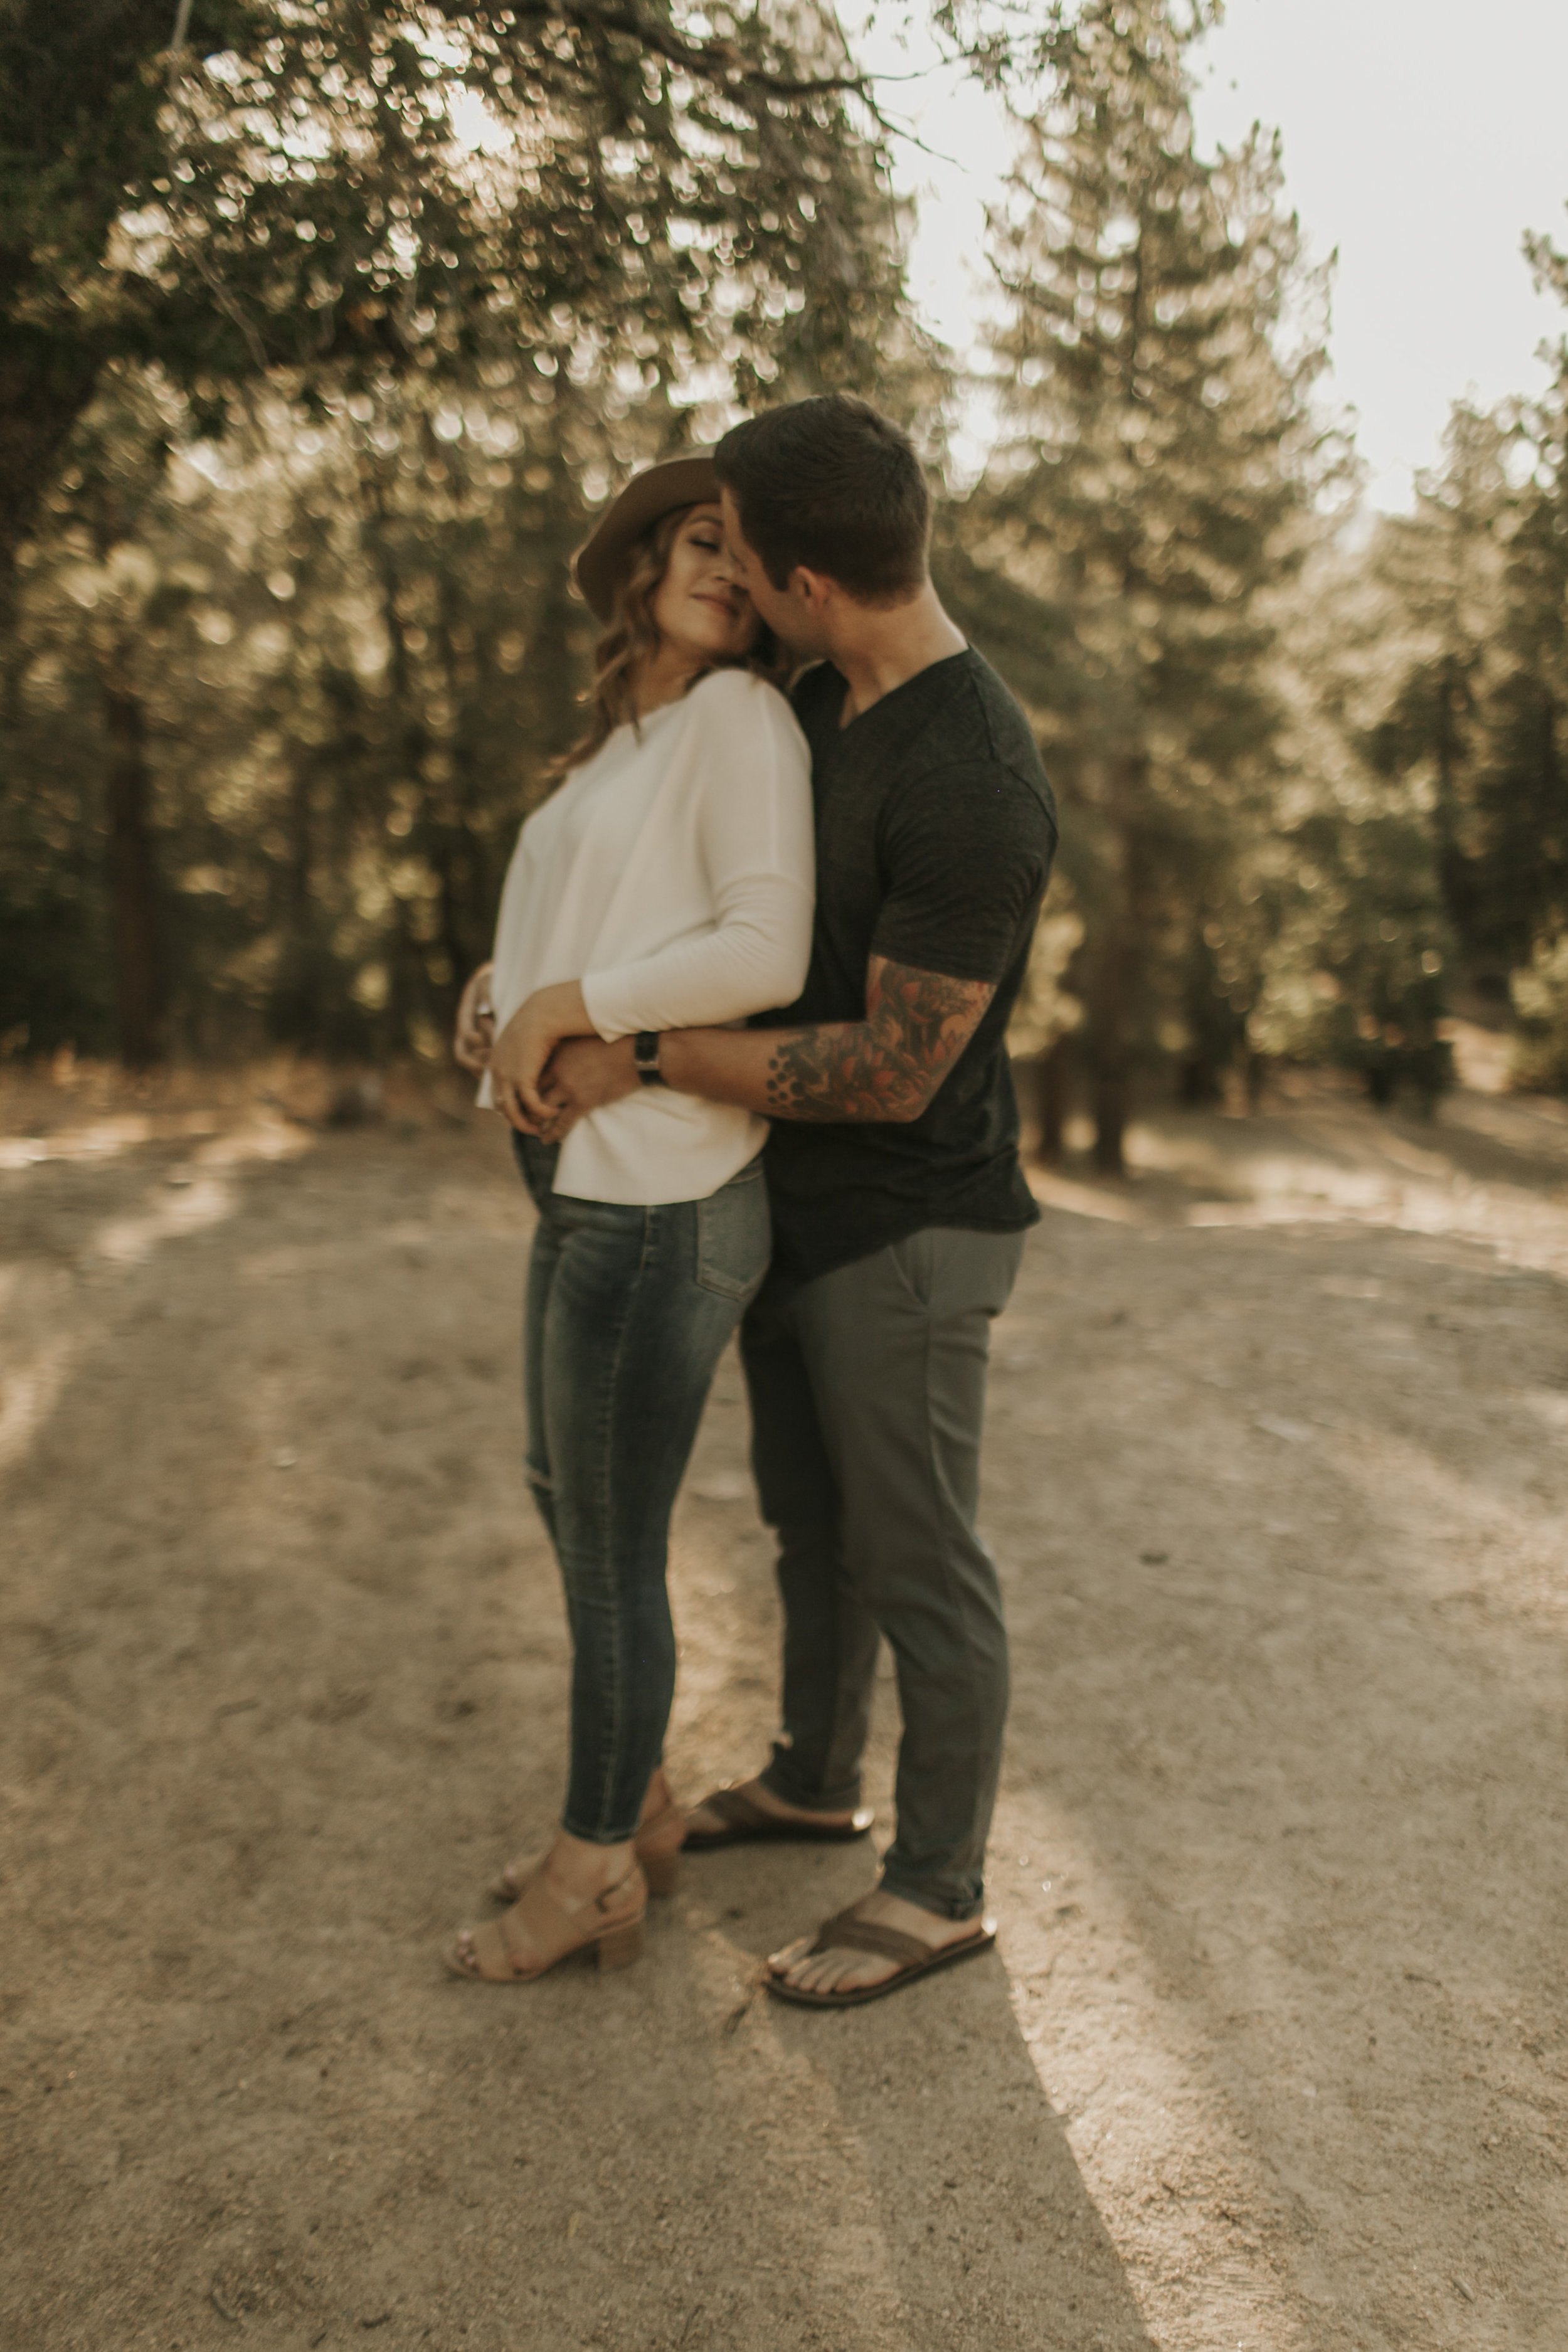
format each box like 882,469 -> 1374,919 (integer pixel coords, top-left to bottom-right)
763,957 -> 997,1123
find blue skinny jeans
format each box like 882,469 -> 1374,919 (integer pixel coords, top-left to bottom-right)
514,1135 -> 771,1844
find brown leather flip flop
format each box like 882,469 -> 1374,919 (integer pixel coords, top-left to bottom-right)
683,1786 -> 875,1852
764,1906 -> 998,2008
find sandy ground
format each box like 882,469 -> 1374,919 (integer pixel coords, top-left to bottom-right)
3,1055 -> 1567,2352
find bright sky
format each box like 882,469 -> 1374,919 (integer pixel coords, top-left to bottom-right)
852,1 -> 1568,509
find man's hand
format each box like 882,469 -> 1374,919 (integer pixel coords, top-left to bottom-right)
453,961 -> 495,1076
544,1035 -> 640,1124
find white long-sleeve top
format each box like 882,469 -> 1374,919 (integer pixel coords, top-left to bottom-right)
481,665 -> 815,1204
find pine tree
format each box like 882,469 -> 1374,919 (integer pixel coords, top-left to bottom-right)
1486,255 -> 1568,992
1242,531 -> 1455,1112
1369,228 -> 1568,1076
1367,405 -> 1513,986
950,0 -> 1327,1170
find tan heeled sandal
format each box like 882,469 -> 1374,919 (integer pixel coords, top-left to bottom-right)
490,1793 -> 686,1906
445,1863 -> 646,1984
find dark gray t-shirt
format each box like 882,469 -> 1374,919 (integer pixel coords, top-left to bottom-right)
757,646 -> 1059,1283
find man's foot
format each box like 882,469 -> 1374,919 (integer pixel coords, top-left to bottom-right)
684,1776 -> 871,1843
767,1885 -> 985,1998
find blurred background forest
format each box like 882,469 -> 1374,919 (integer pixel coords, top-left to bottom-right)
3,0 -> 1565,1173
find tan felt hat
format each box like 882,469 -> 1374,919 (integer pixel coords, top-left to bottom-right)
572,448 -> 721,623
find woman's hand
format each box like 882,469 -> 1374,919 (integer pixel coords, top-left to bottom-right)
453,961 -> 495,1075
487,982 -> 594,1132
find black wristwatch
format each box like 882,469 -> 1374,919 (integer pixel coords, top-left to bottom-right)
632,1031 -> 667,1088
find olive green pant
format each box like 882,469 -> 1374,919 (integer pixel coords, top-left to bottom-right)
740,1226 -> 1024,1920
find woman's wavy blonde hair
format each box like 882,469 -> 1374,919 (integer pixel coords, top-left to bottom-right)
543,504 -> 792,790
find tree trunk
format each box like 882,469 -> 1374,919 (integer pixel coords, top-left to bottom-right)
1433,650 -> 1476,941
270,755 -> 320,1048
1092,1064 -> 1128,1176
1090,798 -> 1139,1178
1178,1053 -> 1223,1105
1091,923 -> 1131,1170
102,657 -> 162,1066
0,332 -> 103,641
1034,1034 -> 1071,1163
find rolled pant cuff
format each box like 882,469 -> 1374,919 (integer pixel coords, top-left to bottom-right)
877,1867 -> 986,1923
760,1757 -> 864,1816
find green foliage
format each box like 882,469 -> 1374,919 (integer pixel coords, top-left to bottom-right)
4,361 -> 675,1058
0,0 -> 930,1062
0,0 -> 908,581
1229,531 -> 1454,1109
1,0 -> 1559,1105
1360,247 -> 1568,1084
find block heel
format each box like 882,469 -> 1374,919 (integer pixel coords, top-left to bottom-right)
446,1864 -> 646,1984
596,1917 -> 644,1971
640,1850 -> 682,1898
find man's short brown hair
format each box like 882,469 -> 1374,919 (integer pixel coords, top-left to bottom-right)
714,395 -> 930,604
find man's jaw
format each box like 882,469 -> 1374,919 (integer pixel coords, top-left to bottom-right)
767,603 -> 830,660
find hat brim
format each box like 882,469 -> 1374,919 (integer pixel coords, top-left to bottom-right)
572,452 -> 722,624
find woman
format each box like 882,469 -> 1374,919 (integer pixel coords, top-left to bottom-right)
445,453 -> 813,1984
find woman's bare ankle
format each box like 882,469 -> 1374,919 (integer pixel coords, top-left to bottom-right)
544,1828 -> 637,1896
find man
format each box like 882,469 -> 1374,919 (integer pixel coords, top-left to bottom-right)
495,395 -> 1057,2005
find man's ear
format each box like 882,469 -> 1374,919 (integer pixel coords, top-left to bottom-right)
789,565 -> 834,613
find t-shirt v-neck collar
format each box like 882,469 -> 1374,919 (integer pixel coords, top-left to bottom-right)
827,645 -> 974,737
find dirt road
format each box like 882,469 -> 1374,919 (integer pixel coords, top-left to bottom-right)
3,1059 -> 1566,2350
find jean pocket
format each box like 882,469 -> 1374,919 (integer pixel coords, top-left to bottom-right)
695,1160 -> 771,1301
